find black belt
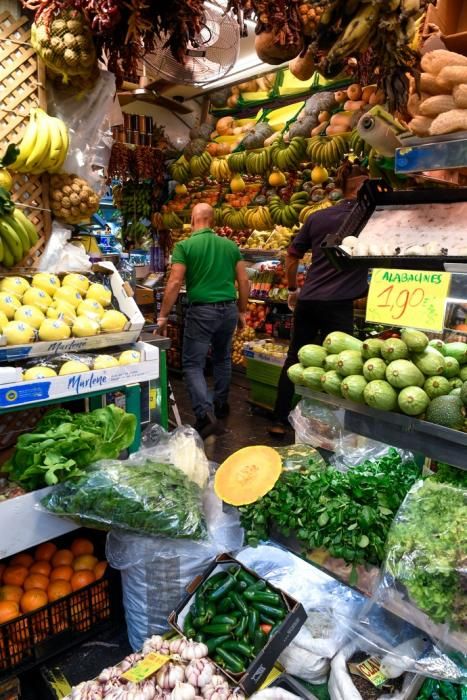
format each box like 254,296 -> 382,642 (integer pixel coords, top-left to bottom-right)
189,300 -> 236,307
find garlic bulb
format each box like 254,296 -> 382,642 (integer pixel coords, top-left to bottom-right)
169,638 -> 188,655
156,663 -> 186,689
170,682 -> 196,700
185,659 -> 215,688
201,677 -> 230,700
143,635 -> 165,654
180,641 -> 209,661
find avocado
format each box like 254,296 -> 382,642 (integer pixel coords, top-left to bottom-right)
425,395 -> 466,430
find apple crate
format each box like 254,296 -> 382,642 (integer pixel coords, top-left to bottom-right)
0,567 -> 121,677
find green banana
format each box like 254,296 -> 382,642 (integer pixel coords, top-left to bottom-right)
12,208 -> 39,246
327,3 -> 380,64
0,219 -> 22,262
3,213 -> 29,254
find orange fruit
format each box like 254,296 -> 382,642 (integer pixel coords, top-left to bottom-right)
73,555 -> 98,572
70,594 -> 91,632
32,610 -> 49,643
30,561 -> 52,577
94,561 -> 108,580
70,538 -> 94,557
23,574 -> 49,592
10,553 -> 34,569
50,565 -> 73,582
51,549 -> 73,567
70,570 -> 95,591
0,585 -> 23,604
20,589 -> 48,614
0,563 -> 6,584
47,580 -> 72,602
3,566 -> 29,587
35,542 -> 57,562
0,600 -> 19,623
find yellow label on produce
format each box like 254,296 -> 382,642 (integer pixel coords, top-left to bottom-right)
366,268 -> 451,332
260,664 -> 284,689
149,387 -> 157,409
349,656 -> 388,688
122,653 -> 171,683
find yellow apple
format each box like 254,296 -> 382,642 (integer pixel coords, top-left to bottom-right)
38,319 -> 71,341
32,272 -> 61,297
86,283 -> 112,307
100,310 -> 127,333
22,287 -> 52,313
3,321 -> 35,345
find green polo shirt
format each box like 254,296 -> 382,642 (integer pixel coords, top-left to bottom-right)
172,228 -> 242,303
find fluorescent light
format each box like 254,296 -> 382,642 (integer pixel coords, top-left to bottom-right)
199,59 -> 287,91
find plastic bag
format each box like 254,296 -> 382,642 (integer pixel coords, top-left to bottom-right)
38,222 -> 92,273
329,640 -> 423,700
139,424 -> 210,489
42,454 -> 208,540
106,482 -> 243,650
289,399 -> 355,452
237,543 -> 366,682
47,69 -> 115,192
343,478 -> 466,683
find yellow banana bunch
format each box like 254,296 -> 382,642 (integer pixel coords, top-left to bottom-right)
9,108 -> 69,175
210,158 -> 231,181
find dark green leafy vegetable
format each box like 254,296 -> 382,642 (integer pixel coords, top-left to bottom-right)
417,677 -> 466,699
6,405 -> 136,490
239,449 -> 420,567
41,458 -> 207,540
386,479 -> 466,631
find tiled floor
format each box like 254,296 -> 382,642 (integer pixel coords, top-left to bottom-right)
169,371 -> 288,464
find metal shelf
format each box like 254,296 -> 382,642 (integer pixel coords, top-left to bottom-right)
395,133 -> 467,173
295,387 -> 467,470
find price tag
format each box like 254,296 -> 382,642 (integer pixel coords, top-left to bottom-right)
366,268 -> 451,332
122,652 -> 171,683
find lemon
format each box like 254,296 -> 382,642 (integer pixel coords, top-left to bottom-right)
22,287 -> 52,313
59,360 -> 90,376
38,319 -> 71,341
3,321 -> 35,345
0,311 -> 9,332
100,310 -> 127,333
62,273 -> 90,295
15,305 -> 45,330
32,273 -> 61,297
86,283 -> 111,307
119,350 -> 141,365
0,169 -> 13,191
0,276 -> 30,300
47,301 -> 76,326
0,292 -> 21,319
72,316 -> 100,338
77,299 -> 104,321
53,286 -> 82,308
93,354 -> 119,370
23,366 -> 57,380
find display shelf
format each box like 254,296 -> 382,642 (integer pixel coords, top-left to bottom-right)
0,341 -> 159,410
273,536 -> 467,656
295,386 -> 467,470
0,487 -> 78,559
395,133 -> 467,174
241,249 -> 286,262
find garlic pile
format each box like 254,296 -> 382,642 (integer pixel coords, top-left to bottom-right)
65,637 -> 245,700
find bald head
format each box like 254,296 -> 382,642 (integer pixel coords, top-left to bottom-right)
191,203 -> 214,232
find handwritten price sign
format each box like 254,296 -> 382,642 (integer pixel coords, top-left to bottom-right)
366,269 -> 451,332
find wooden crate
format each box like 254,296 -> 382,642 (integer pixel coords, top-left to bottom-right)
0,10 -> 51,268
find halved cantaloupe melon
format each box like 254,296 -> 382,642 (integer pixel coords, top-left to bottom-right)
214,446 -> 282,506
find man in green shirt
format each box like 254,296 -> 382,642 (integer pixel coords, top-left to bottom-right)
157,203 -> 250,438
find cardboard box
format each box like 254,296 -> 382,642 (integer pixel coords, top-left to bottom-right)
168,553 -> 306,695
425,0 -> 467,54
0,262 -> 145,361
0,341 -> 159,409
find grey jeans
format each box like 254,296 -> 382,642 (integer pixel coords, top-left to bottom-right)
183,302 -> 238,419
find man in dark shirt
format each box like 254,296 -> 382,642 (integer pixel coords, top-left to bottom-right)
269,165 -> 369,435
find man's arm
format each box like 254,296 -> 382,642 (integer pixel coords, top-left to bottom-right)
286,254 -> 300,290
156,263 -> 186,332
235,260 -> 250,329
